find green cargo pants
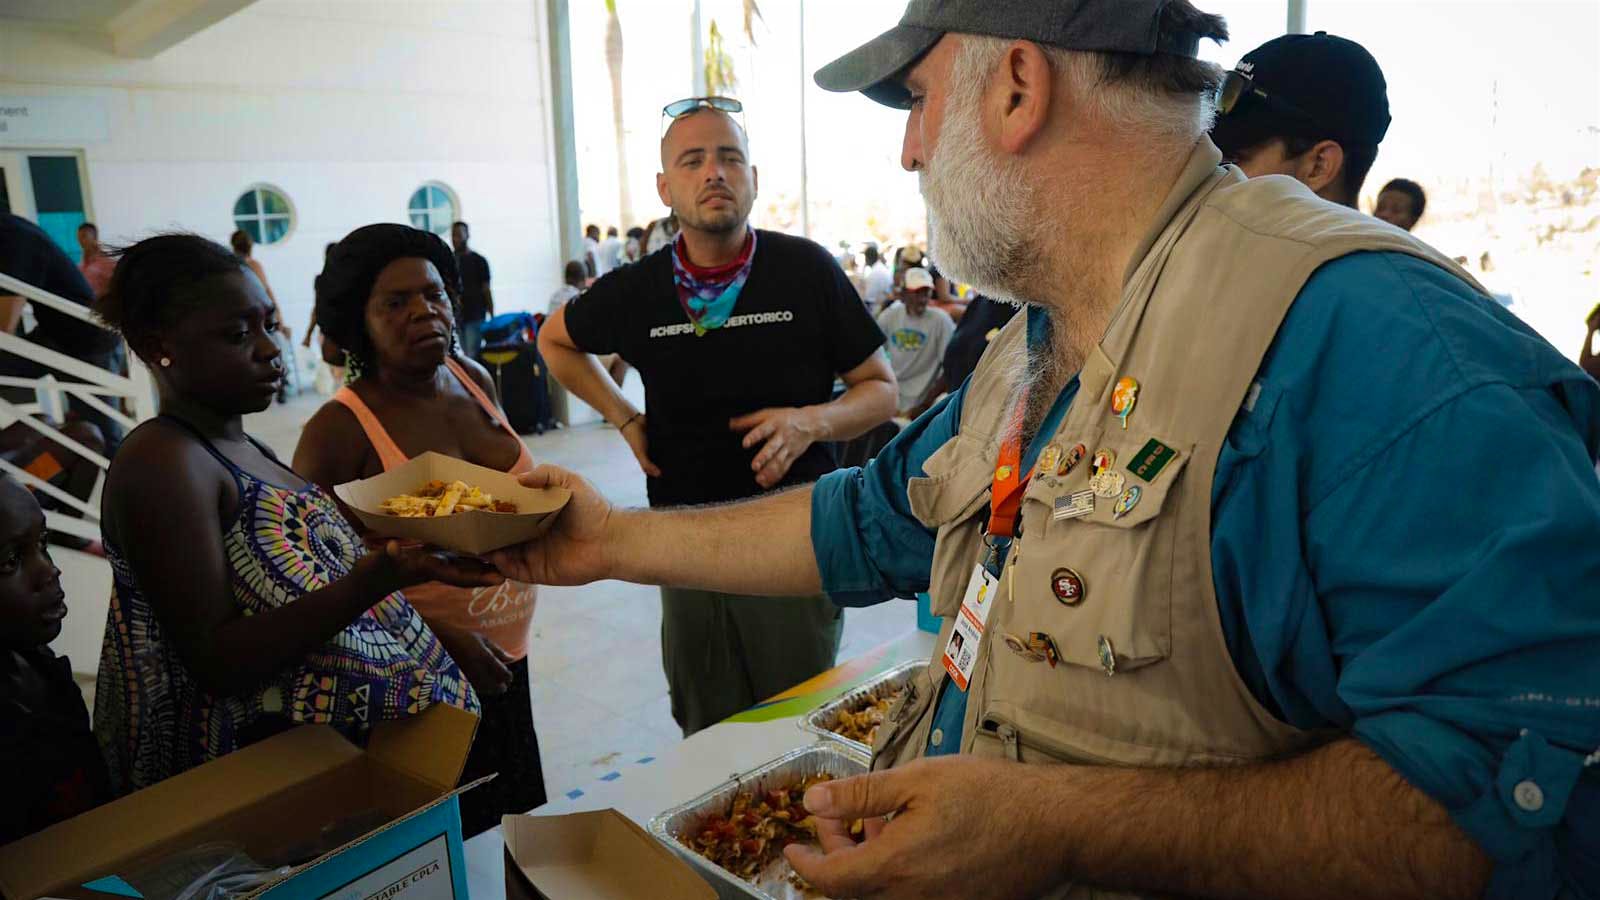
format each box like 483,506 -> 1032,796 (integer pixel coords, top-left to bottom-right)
660,587 -> 843,737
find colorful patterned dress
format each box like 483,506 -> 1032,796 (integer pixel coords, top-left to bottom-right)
94,419 -> 478,795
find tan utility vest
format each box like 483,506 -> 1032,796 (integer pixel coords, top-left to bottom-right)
870,141 -> 1487,899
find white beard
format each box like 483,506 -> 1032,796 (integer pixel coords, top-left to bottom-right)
918,66 -> 1039,308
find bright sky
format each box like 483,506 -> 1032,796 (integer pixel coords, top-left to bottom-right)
567,1 -> 1599,350
569,0 -> 1598,232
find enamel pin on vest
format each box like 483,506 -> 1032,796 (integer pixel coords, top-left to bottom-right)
1053,490 -> 1095,521
1097,635 -> 1116,677
1036,444 -> 1063,477
1111,376 -> 1140,429
1050,567 -> 1086,606
1092,470 -> 1126,499
1113,485 -> 1143,519
1058,443 -> 1088,476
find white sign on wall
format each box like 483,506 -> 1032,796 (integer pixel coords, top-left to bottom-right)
0,96 -> 110,145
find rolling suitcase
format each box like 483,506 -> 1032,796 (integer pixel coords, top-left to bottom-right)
479,340 -> 552,435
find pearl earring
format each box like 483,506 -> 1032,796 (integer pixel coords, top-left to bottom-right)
160,357 -> 171,368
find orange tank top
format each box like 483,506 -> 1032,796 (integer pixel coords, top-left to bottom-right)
334,359 -> 537,660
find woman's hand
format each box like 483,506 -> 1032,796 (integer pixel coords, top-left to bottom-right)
367,540 -> 504,594
434,625 -> 514,696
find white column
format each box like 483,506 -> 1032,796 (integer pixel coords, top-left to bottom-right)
691,0 -> 707,96
797,0 -> 811,239
1287,0 -> 1308,34
542,0 -> 584,266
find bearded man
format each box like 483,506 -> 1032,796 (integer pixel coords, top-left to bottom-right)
505,4 -> 1600,898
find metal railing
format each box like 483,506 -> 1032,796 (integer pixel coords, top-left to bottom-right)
0,269 -> 156,542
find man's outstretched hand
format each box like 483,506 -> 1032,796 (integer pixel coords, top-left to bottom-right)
489,465 -> 616,586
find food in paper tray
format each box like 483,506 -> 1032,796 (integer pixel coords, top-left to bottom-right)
692,773 -> 845,884
829,690 -> 902,746
379,480 -> 518,517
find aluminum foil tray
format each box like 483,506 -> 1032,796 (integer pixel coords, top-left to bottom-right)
798,660 -> 924,758
648,743 -> 869,900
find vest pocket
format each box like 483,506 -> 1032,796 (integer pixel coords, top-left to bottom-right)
1006,434 -> 1193,677
969,710 -> 1119,765
908,434 -> 996,618
906,433 -> 994,528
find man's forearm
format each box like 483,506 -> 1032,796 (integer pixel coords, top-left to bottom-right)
606,485 -> 824,596
808,377 -> 897,442
542,338 -> 635,426
1035,738 -> 1489,900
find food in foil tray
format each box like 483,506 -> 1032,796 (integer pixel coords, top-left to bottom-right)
829,690 -> 902,746
380,480 -> 518,517
691,773 -> 839,883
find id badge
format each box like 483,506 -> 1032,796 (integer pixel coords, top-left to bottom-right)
941,564 -> 997,692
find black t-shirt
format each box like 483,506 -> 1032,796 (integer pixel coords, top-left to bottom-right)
456,250 -> 492,324
0,214 -> 120,357
564,229 -> 885,506
942,295 -> 1018,388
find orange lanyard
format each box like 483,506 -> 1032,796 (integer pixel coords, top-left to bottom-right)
986,391 -> 1030,540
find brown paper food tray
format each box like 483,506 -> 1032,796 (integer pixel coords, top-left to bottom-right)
335,451 -> 571,555
503,810 -> 715,900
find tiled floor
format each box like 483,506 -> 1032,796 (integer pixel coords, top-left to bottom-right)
246,386 -> 914,800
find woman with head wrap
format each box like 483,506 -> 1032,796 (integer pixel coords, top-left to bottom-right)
294,224 -> 546,835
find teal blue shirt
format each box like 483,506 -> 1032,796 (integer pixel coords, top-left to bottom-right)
811,253 -> 1600,899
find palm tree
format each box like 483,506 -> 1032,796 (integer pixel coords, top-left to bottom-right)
742,0 -> 763,43
605,0 -> 634,229
704,20 -> 737,96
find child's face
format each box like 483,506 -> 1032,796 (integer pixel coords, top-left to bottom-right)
0,481 -> 65,650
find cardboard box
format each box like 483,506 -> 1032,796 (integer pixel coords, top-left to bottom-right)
335,452 -> 571,555
0,704 -> 482,900
502,811 -> 714,900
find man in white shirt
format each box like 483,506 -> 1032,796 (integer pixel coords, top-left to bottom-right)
862,244 -> 893,311
876,266 -> 954,415
597,226 -> 625,275
547,260 -> 586,316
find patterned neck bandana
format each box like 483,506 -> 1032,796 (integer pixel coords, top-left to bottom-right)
671,229 -> 758,336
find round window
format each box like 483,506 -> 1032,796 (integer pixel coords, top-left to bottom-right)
408,183 -> 458,237
232,184 -> 294,245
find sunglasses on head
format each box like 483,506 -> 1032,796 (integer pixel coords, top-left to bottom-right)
662,96 -> 743,119
1216,70 -> 1319,129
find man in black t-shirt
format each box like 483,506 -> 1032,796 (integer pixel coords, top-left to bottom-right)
540,100 -> 896,735
451,221 -> 493,359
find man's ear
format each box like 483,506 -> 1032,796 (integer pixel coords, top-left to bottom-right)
995,40 -> 1055,156
1298,140 -> 1347,198
750,164 -> 759,198
656,172 -> 672,209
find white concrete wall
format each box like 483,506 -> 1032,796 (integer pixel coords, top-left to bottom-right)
1,0 -> 567,334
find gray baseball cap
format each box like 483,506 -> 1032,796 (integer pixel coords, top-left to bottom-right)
815,0 -> 1203,108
